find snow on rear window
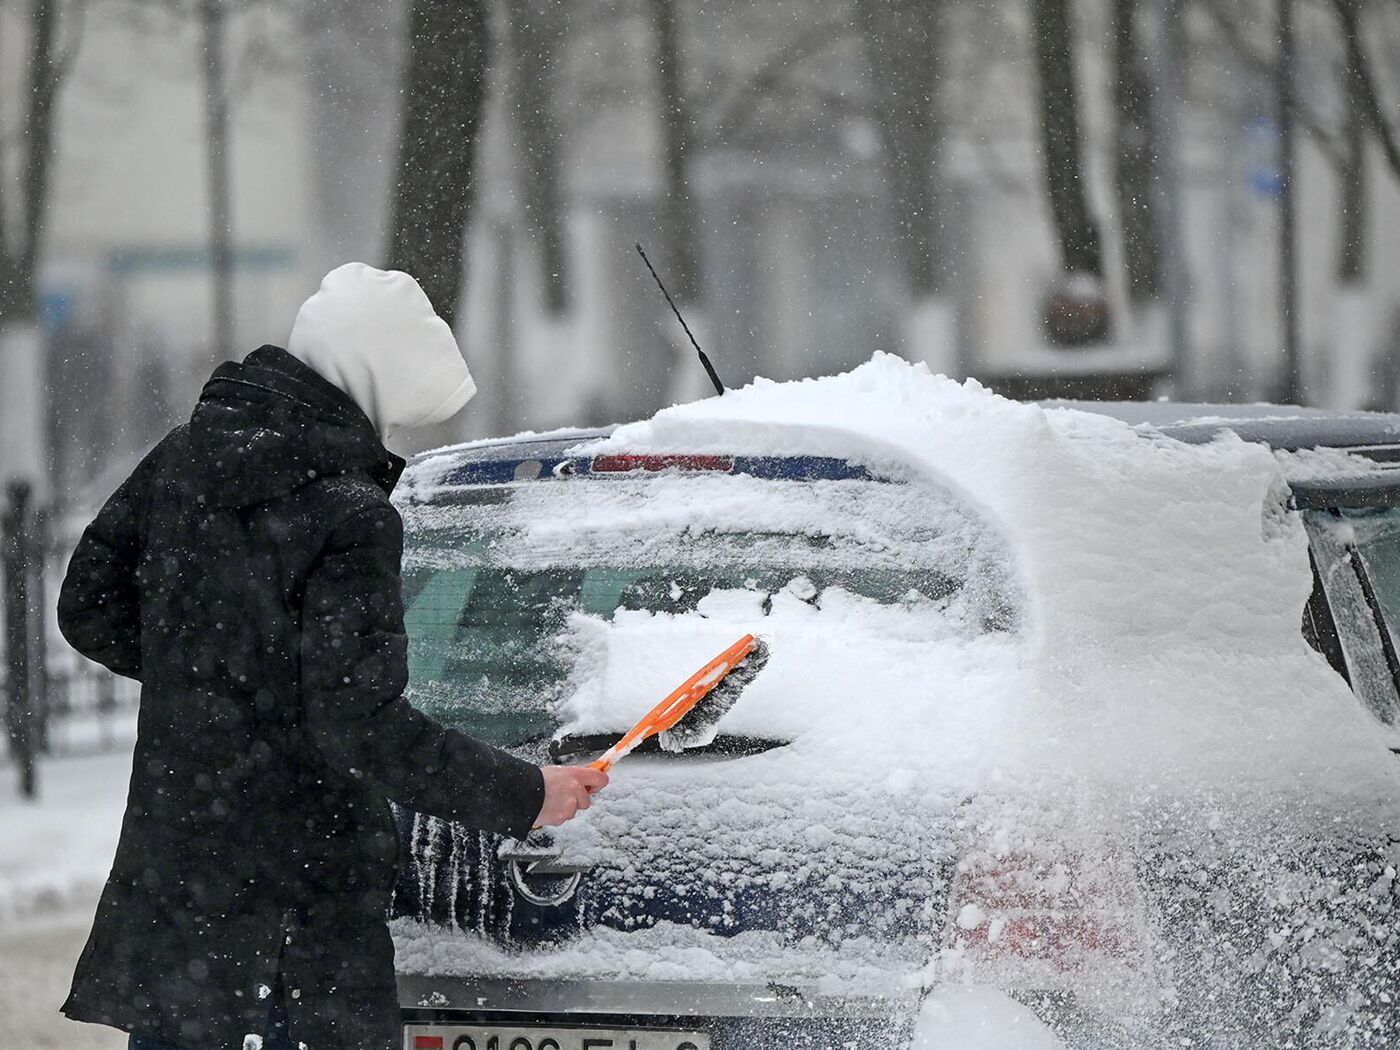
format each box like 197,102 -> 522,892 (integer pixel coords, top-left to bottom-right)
400,472 -> 1022,753
575,354 -> 1400,806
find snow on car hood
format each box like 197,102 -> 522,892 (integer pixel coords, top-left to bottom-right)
574,353 -> 1400,806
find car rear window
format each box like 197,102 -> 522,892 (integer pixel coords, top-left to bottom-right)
1321,507 -> 1400,728
399,471 -> 1019,753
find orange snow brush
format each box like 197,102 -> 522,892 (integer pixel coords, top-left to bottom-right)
587,633 -> 771,774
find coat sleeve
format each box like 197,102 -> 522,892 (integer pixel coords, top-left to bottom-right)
300,503 -> 545,838
56,447 -> 160,680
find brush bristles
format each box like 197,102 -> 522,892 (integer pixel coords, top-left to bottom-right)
658,637 -> 771,752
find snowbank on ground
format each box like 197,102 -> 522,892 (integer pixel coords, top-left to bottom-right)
0,750 -> 130,926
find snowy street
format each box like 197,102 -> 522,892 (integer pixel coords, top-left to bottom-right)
0,750 -> 132,1049
1,912 -> 125,1049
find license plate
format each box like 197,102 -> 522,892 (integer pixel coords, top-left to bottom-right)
404,1025 -> 711,1050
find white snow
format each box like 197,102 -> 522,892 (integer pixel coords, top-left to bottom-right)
393,919 -> 926,999
0,751 -> 133,1046
572,352 -> 1400,801
0,750 -> 131,926
396,354 -> 1400,1042
553,587 -> 1024,775
955,904 -> 987,931
909,986 -> 1065,1050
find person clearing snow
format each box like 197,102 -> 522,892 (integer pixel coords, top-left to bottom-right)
54,263 -> 608,1050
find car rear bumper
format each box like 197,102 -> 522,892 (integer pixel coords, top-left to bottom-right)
397,973 -> 920,1020
397,973 -> 920,1049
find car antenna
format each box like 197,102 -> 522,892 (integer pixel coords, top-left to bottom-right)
635,242 -> 725,396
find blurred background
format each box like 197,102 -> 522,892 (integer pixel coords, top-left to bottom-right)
2,0 -> 1400,780
2,3 -> 1400,1042
3,0 -> 1400,503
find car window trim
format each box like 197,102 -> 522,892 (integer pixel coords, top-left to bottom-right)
1341,538 -> 1400,717
1303,549 -> 1351,685
1306,507 -> 1400,737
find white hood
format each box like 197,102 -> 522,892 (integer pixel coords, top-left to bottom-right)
287,262 -> 477,439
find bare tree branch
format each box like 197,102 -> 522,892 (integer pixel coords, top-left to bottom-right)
200,0 -> 235,361
1337,39 -> 1367,280
1114,0 -> 1161,301
53,0 -> 92,83
752,82 -> 871,121
704,17 -> 853,141
227,6 -> 307,105
18,0 -> 62,302
1332,0 -> 1400,180
1194,0 -> 1349,170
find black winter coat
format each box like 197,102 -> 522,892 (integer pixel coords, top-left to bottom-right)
57,346 -> 544,1050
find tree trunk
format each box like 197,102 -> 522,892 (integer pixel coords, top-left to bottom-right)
855,0 -> 947,299
3,482 -> 39,797
1031,0 -> 1103,277
1337,7 -> 1368,284
490,221 -> 518,435
2,0 -> 61,326
647,0 -> 701,306
1330,1 -> 1371,409
505,0 -> 570,315
1,0 -> 62,498
1113,0 -> 1161,302
1336,134 -> 1365,285
201,0 -> 235,363
387,0 -> 491,327
1276,0 -> 1302,404
1332,0 -> 1400,184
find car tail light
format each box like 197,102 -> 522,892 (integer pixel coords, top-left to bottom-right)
945,849 -> 1144,973
590,453 -> 733,473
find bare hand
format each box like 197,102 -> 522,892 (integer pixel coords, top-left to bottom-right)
535,765 -> 610,827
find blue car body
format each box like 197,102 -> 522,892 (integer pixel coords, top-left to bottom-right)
389,411 -> 1400,1050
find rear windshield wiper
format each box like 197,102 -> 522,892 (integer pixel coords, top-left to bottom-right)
548,733 -> 786,763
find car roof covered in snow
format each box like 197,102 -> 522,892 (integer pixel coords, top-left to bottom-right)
416,427 -> 615,462
418,402 -> 1400,463
1045,399 -> 1400,449
1046,400 -> 1400,508
409,401 -> 1400,509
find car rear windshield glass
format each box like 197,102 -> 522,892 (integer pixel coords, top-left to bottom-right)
1334,507 -> 1400,726
398,472 -> 1020,753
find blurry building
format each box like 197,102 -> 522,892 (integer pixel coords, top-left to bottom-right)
34,0 -> 1400,493
451,0 -> 1400,436
39,3 -> 317,508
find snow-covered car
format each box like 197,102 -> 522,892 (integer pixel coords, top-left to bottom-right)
388,357 -> 1400,1050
